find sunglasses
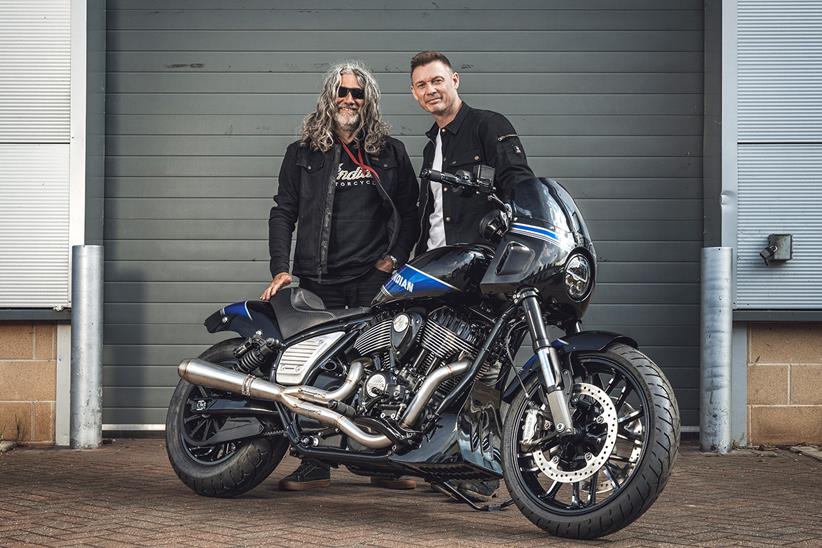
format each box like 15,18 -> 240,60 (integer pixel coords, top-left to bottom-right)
337,86 -> 365,100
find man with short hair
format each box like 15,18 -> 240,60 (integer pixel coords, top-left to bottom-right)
410,50 -> 535,502
410,50 -> 534,254
263,60 -> 419,490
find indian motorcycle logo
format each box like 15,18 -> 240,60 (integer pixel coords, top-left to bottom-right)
336,164 -> 374,188
391,271 -> 414,292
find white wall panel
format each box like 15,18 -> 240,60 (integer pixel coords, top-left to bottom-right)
737,145 -> 822,308
0,145 -> 70,307
738,0 -> 822,141
0,0 -> 71,142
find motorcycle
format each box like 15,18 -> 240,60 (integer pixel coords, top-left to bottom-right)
165,165 -> 680,539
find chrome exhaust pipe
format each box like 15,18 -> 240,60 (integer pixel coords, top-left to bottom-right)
281,358 -> 367,404
179,358 -> 391,448
178,357 -> 472,448
400,359 -> 470,428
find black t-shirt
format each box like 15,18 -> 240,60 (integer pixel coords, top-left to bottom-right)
324,142 -> 390,283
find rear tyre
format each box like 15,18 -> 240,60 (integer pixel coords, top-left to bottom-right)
502,343 -> 680,539
165,338 -> 288,497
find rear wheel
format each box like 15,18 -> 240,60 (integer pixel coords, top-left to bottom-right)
502,343 -> 679,539
165,338 -> 289,497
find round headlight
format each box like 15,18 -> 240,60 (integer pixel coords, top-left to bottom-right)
564,254 -> 592,300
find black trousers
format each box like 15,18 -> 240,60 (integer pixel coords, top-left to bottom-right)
299,268 -> 390,309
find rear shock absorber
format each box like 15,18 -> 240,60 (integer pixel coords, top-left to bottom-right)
234,334 -> 280,373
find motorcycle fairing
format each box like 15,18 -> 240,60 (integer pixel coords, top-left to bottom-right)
501,330 -> 638,403
204,300 -> 282,340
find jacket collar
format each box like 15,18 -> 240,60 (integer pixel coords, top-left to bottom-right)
425,102 -> 471,141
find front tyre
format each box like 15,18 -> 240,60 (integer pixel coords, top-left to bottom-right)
165,338 -> 288,497
503,343 -> 680,539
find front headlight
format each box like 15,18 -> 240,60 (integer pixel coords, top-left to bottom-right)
564,254 -> 592,300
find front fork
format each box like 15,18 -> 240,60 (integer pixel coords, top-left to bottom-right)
518,289 -> 575,436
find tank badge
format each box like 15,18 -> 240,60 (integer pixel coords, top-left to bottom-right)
391,271 -> 414,292
380,264 -> 459,298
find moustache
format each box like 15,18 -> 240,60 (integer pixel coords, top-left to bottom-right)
337,105 -> 359,112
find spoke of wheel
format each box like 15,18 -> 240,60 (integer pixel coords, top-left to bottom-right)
184,414 -> 205,424
590,372 -> 604,389
608,453 -> 632,463
587,470 -> 599,505
603,372 -> 622,395
571,482 -> 581,507
618,425 -> 643,442
189,419 -> 206,438
615,384 -> 632,411
201,419 -> 213,442
603,462 -> 621,489
618,408 -> 644,425
196,386 -> 208,398
540,481 -> 561,501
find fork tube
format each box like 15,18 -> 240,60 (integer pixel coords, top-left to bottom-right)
519,290 -> 575,435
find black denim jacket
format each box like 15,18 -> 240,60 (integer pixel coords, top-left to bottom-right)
269,137 -> 419,281
416,103 -> 534,254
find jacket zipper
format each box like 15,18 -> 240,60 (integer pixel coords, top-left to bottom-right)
318,144 -> 341,282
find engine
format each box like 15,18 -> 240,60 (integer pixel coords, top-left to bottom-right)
352,307 -> 489,422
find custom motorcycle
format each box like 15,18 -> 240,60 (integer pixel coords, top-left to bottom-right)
165,166 -> 680,539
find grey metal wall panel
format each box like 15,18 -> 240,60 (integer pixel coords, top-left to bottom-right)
738,0 -> 822,142
104,1 -> 703,427
737,145 -> 822,308
0,1 -> 70,142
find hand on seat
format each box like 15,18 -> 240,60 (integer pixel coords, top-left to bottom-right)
260,272 -> 293,300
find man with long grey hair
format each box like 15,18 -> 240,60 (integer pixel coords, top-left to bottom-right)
262,61 -> 419,490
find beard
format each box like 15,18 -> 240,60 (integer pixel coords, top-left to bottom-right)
334,107 -> 360,133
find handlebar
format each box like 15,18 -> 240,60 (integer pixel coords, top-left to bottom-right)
419,168 -> 463,186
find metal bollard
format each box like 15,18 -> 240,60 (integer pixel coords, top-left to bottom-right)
70,245 -> 104,449
700,247 -> 733,453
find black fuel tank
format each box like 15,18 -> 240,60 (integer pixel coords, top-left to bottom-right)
372,244 -> 494,305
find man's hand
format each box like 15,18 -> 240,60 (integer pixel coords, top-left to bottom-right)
260,272 -> 293,300
374,256 -> 395,273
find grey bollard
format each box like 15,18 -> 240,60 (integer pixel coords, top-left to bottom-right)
700,247 -> 733,453
70,245 -> 104,449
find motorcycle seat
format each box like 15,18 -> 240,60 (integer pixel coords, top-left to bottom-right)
269,287 -> 369,340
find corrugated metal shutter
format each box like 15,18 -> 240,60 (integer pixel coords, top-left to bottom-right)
103,0 -> 703,427
0,0 -> 71,308
738,0 -> 822,142
737,1 -> 822,308
0,1 -> 71,142
0,146 -> 70,307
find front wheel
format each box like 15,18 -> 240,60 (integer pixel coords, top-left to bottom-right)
165,338 -> 289,497
502,342 -> 680,539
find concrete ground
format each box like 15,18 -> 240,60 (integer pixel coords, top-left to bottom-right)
1,439 -> 821,547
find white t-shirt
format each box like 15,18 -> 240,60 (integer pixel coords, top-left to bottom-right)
426,129 -> 447,250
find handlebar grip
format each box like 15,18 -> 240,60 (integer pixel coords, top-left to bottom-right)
421,168 -> 460,185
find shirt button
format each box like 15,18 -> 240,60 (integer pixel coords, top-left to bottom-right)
307,166 -> 312,171
443,187 -> 447,192
474,155 -> 480,161
445,217 -> 451,222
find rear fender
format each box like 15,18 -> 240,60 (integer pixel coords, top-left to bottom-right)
204,300 -> 282,340
501,330 -> 637,403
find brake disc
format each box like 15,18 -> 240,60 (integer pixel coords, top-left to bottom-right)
531,383 -> 619,484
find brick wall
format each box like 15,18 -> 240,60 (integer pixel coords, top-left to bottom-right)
748,323 -> 822,445
0,323 -> 57,444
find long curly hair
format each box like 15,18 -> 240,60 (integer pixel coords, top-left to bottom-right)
300,61 -> 390,155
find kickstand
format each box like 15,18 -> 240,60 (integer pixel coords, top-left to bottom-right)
432,481 -> 515,512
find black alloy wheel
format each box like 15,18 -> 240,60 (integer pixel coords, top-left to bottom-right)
502,343 -> 679,538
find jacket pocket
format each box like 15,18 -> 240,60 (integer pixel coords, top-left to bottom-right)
445,148 -> 482,172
